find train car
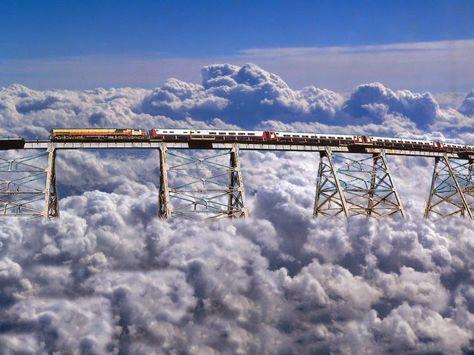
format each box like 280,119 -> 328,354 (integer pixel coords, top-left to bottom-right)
149,129 -> 267,142
372,137 -> 432,150
444,142 -> 466,152
273,132 -> 358,145
0,137 -> 25,150
51,128 -> 148,141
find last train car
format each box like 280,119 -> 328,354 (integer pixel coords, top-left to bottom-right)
51,128 -> 148,141
0,137 -> 25,149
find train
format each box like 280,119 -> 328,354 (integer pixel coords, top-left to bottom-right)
50,128 -> 474,153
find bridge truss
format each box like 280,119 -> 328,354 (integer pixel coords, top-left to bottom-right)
0,140 -> 472,220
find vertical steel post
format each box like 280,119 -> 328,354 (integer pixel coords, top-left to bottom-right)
44,143 -> 59,218
313,147 -> 349,217
367,153 -> 379,216
444,156 -> 472,219
424,157 -> 439,219
462,159 -> 474,216
379,150 -> 405,217
158,144 -> 171,219
227,144 -> 248,218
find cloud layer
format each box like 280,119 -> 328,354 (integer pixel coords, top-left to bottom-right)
0,64 -> 473,354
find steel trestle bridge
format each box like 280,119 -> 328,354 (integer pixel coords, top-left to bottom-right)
1,137 -> 473,220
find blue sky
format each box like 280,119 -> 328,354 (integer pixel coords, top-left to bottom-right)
1,0 -> 473,90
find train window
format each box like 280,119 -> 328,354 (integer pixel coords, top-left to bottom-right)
219,132 -> 226,135
228,132 -> 236,135
209,132 -> 216,134
169,131 -> 174,133
337,137 -> 343,139
238,132 -> 245,135
248,133 -> 255,136
294,135 -> 300,137
284,134 -> 290,137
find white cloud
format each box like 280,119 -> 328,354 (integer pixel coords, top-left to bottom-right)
459,90 -> 474,116
0,64 -> 473,353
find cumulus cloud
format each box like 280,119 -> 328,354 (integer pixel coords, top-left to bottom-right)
0,64 -> 473,353
2,63 -> 473,133
141,63 -> 344,126
342,82 -> 441,128
459,90 -> 474,116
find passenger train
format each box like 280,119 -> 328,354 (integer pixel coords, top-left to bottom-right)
50,128 -> 474,153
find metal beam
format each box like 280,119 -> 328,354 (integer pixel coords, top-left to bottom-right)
227,144 -> 248,218
44,143 -> 59,218
158,144 -> 171,219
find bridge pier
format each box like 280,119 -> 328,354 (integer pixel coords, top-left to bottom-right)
0,143 -> 58,218
424,156 -> 473,219
158,144 -> 171,219
158,144 -> 248,219
313,147 -> 349,217
314,148 -> 404,218
44,144 -> 59,218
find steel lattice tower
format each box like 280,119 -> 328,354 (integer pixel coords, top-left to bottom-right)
158,144 -> 248,219
314,148 -> 404,217
424,156 -> 473,219
0,143 -> 58,218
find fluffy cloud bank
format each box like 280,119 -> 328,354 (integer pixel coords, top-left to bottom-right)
0,64 -> 473,354
3,63 -> 471,134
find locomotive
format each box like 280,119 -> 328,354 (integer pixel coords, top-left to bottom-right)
51,129 -> 148,141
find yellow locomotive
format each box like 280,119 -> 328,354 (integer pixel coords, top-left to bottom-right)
50,128 -> 148,141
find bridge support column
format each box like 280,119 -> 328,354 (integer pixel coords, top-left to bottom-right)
227,145 -> 248,218
464,159 -> 474,215
158,144 -> 247,219
313,147 -> 349,217
0,145 -> 59,218
44,143 -> 59,218
314,149 -> 404,218
158,144 -> 171,219
424,156 -> 473,219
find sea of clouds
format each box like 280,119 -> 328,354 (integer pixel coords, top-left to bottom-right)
0,63 -> 473,354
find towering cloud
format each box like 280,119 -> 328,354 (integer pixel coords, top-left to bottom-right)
141,63 -> 344,126
343,82 -> 440,128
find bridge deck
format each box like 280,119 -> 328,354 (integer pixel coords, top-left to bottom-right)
17,140 -> 472,159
